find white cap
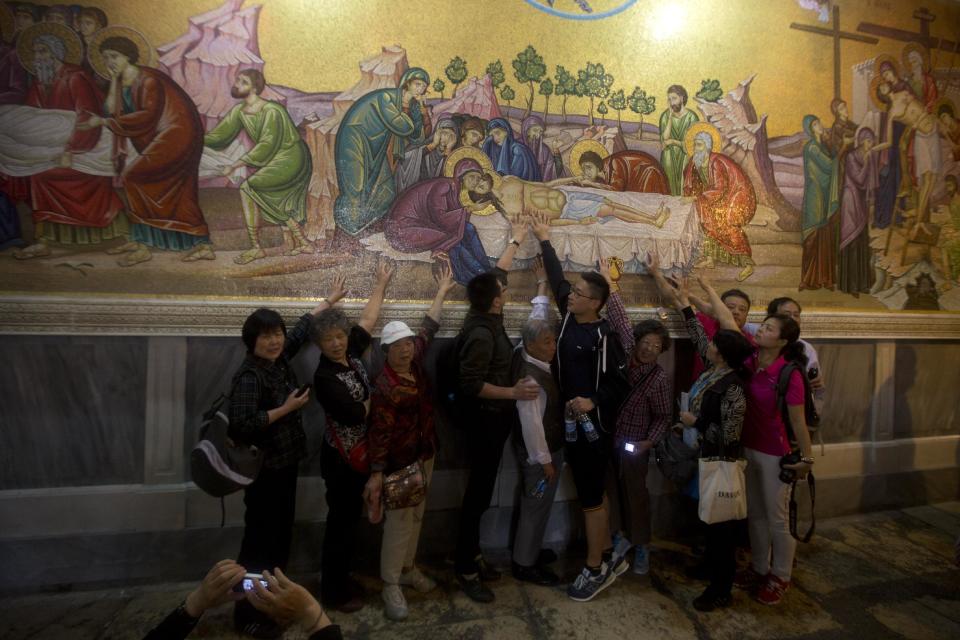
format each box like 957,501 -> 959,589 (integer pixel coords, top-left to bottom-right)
381,321 -> 415,346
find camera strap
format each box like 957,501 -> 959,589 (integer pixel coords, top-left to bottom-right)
788,472 -> 815,543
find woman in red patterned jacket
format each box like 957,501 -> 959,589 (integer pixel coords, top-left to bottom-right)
365,263 -> 456,622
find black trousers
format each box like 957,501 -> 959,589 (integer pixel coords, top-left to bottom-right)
705,519 -> 738,596
319,440 -> 368,604
454,408 -> 513,575
235,463 -> 299,625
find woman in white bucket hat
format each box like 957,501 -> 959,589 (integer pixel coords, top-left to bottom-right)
365,262 -> 457,621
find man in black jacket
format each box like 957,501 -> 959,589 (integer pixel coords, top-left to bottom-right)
453,223 -> 540,603
530,212 -> 630,602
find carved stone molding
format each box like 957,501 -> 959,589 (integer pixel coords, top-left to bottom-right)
1,294 -> 960,339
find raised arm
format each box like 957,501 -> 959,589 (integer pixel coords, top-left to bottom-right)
531,212 -> 570,314
697,275 -> 741,333
427,261 -> 456,324
357,262 -> 395,334
650,268 -> 712,364
495,214 -> 529,272
533,255 -> 549,299
687,293 -> 714,317
528,255 -> 552,320
646,253 -> 682,311
599,257 -> 633,353
284,275 -> 350,360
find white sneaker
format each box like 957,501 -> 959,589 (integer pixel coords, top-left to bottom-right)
399,566 -> 437,593
382,583 -> 409,621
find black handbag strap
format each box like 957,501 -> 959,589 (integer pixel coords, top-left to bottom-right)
788,472 -> 816,543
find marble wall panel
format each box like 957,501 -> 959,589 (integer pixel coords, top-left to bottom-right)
814,341 -> 876,443
894,342 -> 960,439
0,336 -> 146,489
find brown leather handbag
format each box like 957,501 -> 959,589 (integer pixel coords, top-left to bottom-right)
382,460 -> 427,510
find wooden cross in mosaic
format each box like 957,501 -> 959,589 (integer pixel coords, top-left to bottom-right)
857,6 -> 959,55
790,5 -> 879,101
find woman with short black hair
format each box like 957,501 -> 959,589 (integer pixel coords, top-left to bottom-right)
229,277 -> 347,638
312,262 -> 395,613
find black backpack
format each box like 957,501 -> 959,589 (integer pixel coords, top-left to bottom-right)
433,330 -> 467,425
654,429 -> 700,486
777,361 -> 818,542
776,361 -> 821,446
432,325 -> 496,426
190,369 -> 265,523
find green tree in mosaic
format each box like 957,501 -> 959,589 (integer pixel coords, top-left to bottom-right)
577,62 -> 613,125
597,100 -> 609,125
433,78 -> 446,99
445,56 -> 468,96
500,84 -> 516,109
608,88 -> 626,130
512,45 -> 547,119
486,60 -> 505,88
539,78 -> 554,120
697,79 -> 724,103
554,65 -> 576,122
628,87 -> 656,138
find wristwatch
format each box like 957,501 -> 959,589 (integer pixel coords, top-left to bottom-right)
801,456 -> 814,464
173,599 -> 202,625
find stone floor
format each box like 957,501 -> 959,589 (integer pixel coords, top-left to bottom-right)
2,503 -> 958,640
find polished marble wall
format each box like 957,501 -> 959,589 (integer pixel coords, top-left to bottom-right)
1,334 -> 957,492
894,342 -> 960,439
0,329 -> 958,590
815,341 -> 876,444
0,336 -> 146,489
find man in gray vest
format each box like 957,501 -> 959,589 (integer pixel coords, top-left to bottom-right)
511,313 -> 564,586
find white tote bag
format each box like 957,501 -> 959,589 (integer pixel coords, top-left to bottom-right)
698,458 -> 747,524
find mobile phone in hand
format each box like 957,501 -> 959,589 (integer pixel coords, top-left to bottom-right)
296,383 -> 312,396
232,572 -> 269,593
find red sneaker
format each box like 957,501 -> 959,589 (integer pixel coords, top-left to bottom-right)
733,567 -> 766,591
756,574 -> 790,605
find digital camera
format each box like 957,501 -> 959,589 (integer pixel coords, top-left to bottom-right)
778,450 -> 803,484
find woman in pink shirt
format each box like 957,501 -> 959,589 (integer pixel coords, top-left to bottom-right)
698,278 -> 813,606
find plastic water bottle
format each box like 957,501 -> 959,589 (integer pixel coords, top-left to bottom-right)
531,478 -> 548,499
564,407 -> 578,443
579,413 -> 599,443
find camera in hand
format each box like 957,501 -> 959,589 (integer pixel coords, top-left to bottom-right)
807,367 -> 819,380
232,572 -> 270,593
779,450 -> 803,484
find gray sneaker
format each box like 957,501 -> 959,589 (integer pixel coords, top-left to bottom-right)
610,533 -> 633,577
382,584 -> 409,621
400,566 -> 437,593
633,544 -> 650,575
567,562 -> 617,602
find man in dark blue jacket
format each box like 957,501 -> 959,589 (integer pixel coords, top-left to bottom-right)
531,212 -> 630,602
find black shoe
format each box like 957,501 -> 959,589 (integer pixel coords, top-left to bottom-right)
457,572 -> 495,603
693,588 -> 732,612
537,548 -> 558,565
685,562 -> 710,581
236,621 -> 283,639
321,594 -> 365,613
235,601 -> 282,638
512,562 -> 560,586
476,556 -> 502,582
